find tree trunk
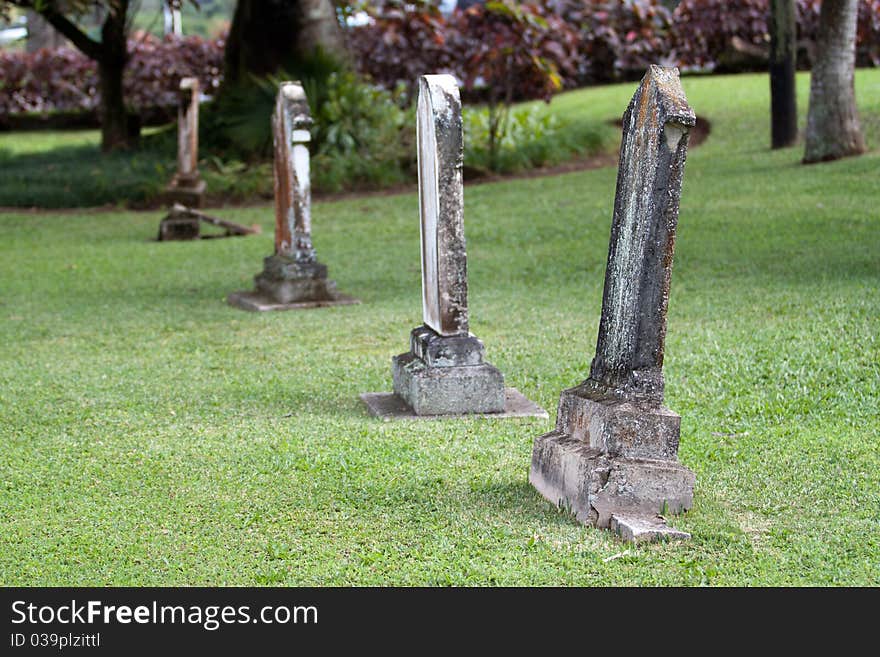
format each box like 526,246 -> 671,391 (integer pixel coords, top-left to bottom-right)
98,1 -> 132,152
769,0 -> 797,148
34,1 -> 135,152
222,0 -> 346,92
297,0 -> 346,57
803,0 -> 865,163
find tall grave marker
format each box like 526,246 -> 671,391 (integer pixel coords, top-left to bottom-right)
360,75 -> 546,420
228,81 -> 357,311
165,78 -> 204,205
530,66 -> 696,542
159,77 -> 206,240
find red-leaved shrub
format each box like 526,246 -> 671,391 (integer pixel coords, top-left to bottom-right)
0,34 -> 223,117
347,0 -> 579,102
552,0 -> 675,84
672,0 -> 880,72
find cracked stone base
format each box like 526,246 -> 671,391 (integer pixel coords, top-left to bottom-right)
360,388 -> 548,421
529,379 -> 696,542
529,429 -> 694,542
253,275 -> 342,305
227,290 -> 359,312
555,381 -> 682,459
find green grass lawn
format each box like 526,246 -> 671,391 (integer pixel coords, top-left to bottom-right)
1,71 -> 878,585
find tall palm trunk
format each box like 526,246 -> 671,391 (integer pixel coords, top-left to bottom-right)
803,0 -> 866,163
769,0 -> 797,148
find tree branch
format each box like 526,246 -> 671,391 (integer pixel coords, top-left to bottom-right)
17,1 -> 104,60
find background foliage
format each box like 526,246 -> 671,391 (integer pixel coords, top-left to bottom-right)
3,1 -> 879,119
0,34 -> 223,119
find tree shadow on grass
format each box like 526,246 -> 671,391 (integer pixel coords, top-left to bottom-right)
465,480 -> 581,525
0,143 -> 170,209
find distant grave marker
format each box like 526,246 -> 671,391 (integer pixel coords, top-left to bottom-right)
159,77 -> 208,241
164,77 -> 205,208
228,81 -> 357,311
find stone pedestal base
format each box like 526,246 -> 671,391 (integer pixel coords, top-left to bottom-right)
530,380 -> 695,542
228,254 -> 358,311
360,388 -> 548,421
388,326 -> 504,415
363,326 -> 546,419
392,352 -> 505,416
610,514 -> 691,543
158,213 -> 200,241
164,178 -> 206,208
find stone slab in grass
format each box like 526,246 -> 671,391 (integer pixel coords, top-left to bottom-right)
610,514 -> 691,543
226,291 -> 360,312
360,389 -> 548,421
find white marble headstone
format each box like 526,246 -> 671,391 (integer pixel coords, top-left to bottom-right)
416,75 -> 468,337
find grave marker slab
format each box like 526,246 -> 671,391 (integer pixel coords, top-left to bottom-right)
228,81 -> 357,311
360,75 -> 546,420
159,77 -> 206,240
529,66 -> 696,542
163,77 -> 205,209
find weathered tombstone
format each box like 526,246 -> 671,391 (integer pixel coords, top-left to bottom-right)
360,75 -> 546,420
529,66 -> 697,542
164,77 -> 205,209
159,77 -> 206,241
228,81 -> 357,311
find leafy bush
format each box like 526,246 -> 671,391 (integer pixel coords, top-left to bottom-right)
451,1 -> 580,102
198,49 -> 342,160
198,64 -> 413,194
346,0 -> 580,103
464,105 -> 556,173
671,0 -> 770,72
553,0 -> 675,84
672,0 -> 880,72
451,0 -> 580,170
310,71 -> 414,192
0,34 -> 223,117
347,0 -> 580,171
0,48 -> 97,116
462,104 -> 605,175
347,0 -> 880,90
125,33 -> 224,109
345,1 -> 453,104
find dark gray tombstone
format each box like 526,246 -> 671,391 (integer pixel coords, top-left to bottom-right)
228,81 -> 357,311
360,75 -> 546,420
529,66 -> 697,542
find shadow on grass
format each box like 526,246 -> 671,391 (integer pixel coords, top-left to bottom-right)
466,480 -> 578,522
0,143 -> 171,209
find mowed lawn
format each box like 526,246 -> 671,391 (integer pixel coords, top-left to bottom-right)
1,71 -> 878,585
